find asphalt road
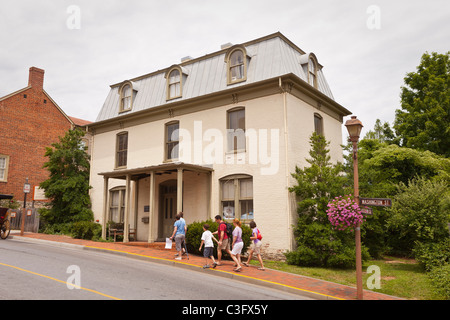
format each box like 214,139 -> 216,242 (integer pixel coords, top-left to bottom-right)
0,239 -> 312,300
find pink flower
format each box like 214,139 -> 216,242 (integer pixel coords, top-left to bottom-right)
326,195 -> 365,231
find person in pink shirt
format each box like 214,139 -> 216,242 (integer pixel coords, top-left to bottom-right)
242,221 -> 265,270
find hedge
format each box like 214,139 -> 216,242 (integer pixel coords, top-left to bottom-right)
185,219 -> 252,259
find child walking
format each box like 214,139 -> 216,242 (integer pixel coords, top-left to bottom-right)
199,223 -> 218,269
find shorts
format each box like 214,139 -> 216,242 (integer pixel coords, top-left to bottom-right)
251,241 -> 262,255
175,234 -> 185,252
219,237 -> 229,250
203,246 -> 214,258
231,241 -> 243,256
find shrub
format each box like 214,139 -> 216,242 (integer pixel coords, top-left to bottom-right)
285,242 -> 370,269
428,264 -> 450,299
185,219 -> 251,258
387,177 -> 450,255
413,239 -> 450,271
70,221 -> 102,240
40,222 -> 73,235
285,246 -> 321,267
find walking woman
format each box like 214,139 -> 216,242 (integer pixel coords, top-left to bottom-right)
230,218 -> 244,272
242,221 -> 265,270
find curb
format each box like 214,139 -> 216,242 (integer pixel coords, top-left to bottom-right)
83,245 -> 339,300
8,234 -> 85,251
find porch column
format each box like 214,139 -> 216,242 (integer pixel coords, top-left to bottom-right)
148,171 -> 156,243
123,174 -> 131,243
177,168 -> 183,214
207,172 -> 212,220
101,176 -> 109,240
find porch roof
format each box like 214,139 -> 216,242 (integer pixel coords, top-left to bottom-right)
98,162 -> 213,180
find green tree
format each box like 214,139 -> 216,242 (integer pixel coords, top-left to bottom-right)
286,133 -> 370,268
39,128 -> 93,225
364,119 -> 398,144
387,177 -> 450,255
394,51 -> 450,157
343,133 -> 450,258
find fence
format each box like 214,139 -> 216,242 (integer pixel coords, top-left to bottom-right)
8,208 -> 40,233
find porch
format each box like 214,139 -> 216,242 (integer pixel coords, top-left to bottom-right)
98,162 -> 214,243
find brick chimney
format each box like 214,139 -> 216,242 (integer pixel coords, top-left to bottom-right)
28,67 -> 45,89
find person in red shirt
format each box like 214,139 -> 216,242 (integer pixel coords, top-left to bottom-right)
212,215 -> 231,266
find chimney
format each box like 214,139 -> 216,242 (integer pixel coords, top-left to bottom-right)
181,56 -> 193,63
28,67 -> 45,89
221,43 -> 233,50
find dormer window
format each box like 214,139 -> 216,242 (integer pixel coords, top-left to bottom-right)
230,50 -> 244,82
119,81 -> 137,113
165,66 -> 188,100
308,57 -> 317,88
300,53 -> 319,89
225,46 -> 249,85
168,69 -> 181,99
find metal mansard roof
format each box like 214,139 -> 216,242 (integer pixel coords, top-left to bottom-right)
95,32 -> 339,122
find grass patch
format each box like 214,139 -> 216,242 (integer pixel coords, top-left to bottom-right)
249,256 -> 445,300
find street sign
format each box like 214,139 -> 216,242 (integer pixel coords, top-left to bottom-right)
360,198 -> 392,207
23,183 -> 31,194
360,207 -> 373,215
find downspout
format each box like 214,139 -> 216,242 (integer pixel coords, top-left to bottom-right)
279,77 -> 293,252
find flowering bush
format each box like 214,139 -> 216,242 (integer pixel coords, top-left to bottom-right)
327,195 -> 365,231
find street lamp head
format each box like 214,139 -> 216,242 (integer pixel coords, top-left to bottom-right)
345,116 -> 364,142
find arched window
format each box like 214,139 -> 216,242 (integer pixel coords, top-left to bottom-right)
220,174 -> 253,222
300,53 -> 319,89
168,69 -> 181,99
119,82 -> 135,112
225,46 -> 249,85
119,81 -> 139,113
166,66 -> 188,100
308,57 -> 317,88
314,113 -> 323,136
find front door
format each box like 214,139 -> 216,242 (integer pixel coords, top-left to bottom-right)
159,180 -> 177,240
162,193 -> 177,238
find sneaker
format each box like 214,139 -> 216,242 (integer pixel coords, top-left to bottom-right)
175,257 -> 182,261
212,262 -> 217,269
203,264 -> 210,269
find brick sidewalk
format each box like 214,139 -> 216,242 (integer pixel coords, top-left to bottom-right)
9,232 -> 403,300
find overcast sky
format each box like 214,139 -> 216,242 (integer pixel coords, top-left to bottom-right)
1,0 -> 449,137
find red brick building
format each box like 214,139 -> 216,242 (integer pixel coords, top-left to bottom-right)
0,67 -> 89,203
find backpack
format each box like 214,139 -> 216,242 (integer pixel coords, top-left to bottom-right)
256,228 -> 262,240
220,222 -> 233,240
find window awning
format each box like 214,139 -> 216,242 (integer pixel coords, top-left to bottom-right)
98,162 -> 213,180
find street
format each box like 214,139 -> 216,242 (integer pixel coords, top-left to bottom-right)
0,239 -> 312,300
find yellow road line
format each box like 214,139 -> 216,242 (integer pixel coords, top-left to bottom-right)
85,245 -> 344,300
0,262 -> 121,300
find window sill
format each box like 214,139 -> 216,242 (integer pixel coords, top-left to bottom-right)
225,149 -> 246,155
227,78 -> 246,86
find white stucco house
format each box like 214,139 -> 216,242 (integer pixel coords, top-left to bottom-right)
87,32 -> 351,259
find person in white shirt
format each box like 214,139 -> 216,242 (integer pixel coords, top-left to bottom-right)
199,224 -> 219,269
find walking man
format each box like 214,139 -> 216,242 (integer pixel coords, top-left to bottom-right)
170,213 -> 186,260
212,215 -> 231,265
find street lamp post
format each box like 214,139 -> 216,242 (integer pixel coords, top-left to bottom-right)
345,115 -> 364,300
